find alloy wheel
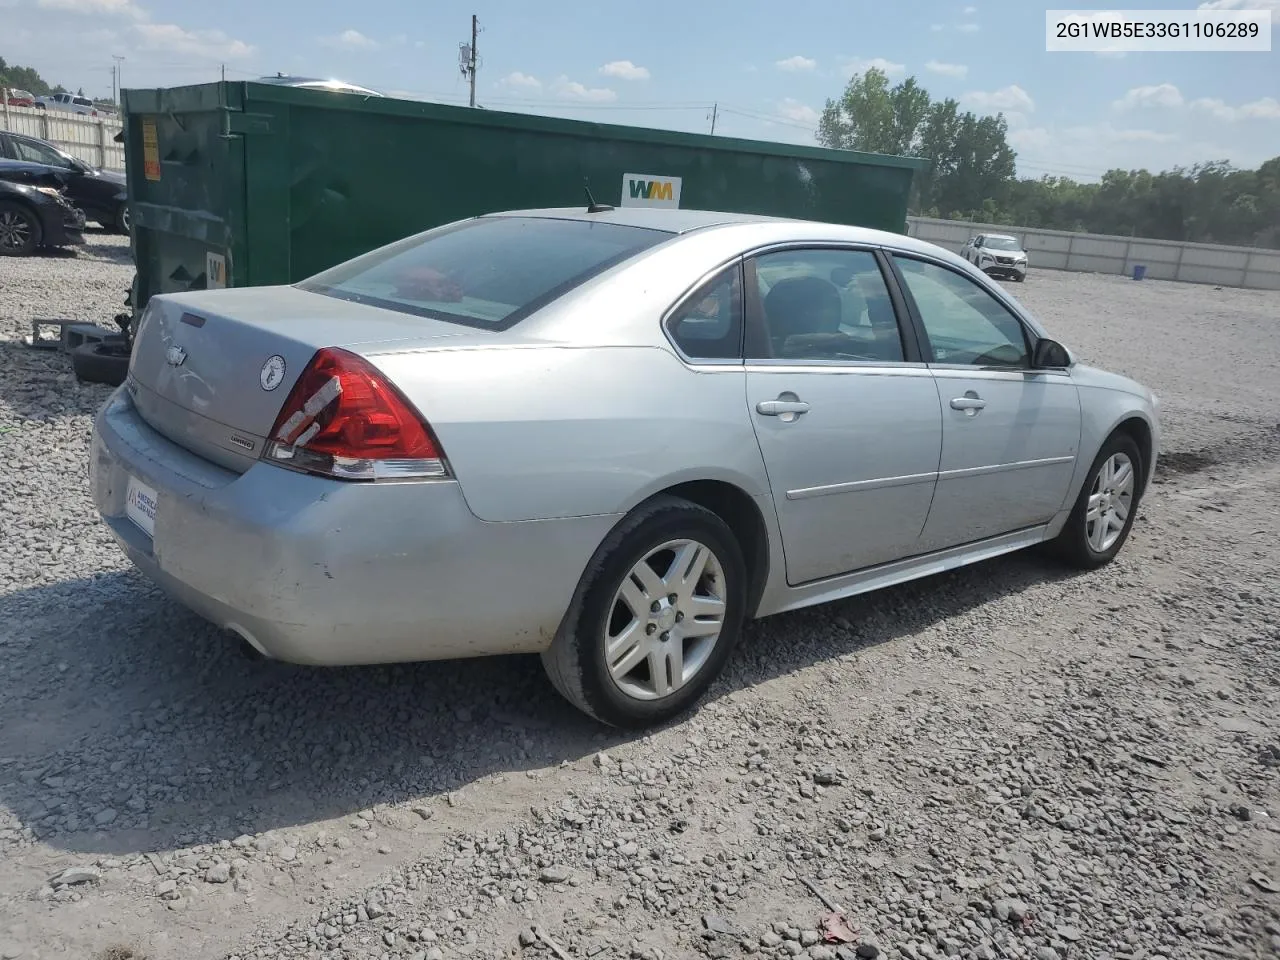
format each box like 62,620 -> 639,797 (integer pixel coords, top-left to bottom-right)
0,210 -> 33,250
1086,452 -> 1135,553
603,538 -> 727,701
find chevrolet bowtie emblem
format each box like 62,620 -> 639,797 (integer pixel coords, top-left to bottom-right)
166,345 -> 187,367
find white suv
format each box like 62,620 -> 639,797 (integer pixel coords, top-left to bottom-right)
961,233 -> 1028,282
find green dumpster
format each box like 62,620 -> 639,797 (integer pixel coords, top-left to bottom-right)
121,81 -> 925,312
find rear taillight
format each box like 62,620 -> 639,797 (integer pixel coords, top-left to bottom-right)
264,347 -> 449,481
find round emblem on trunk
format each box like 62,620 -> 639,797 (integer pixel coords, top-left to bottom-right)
260,355 -> 286,391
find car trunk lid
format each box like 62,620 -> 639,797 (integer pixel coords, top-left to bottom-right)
127,285 -> 487,472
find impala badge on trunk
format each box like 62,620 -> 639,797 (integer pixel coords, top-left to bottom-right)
260,355 -> 286,391
165,345 -> 186,367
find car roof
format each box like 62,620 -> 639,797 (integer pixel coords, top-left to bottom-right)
481,205 -> 951,257
483,206 -> 803,234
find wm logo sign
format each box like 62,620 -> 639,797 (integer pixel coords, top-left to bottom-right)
628,179 -> 674,201
620,172 -> 682,209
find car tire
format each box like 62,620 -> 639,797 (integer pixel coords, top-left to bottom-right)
114,202 -> 130,234
0,201 -> 42,256
1050,432 -> 1144,569
71,338 -> 131,386
541,495 -> 748,728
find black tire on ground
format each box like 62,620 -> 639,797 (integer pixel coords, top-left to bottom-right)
71,339 -> 131,386
114,202 -> 130,234
1050,431 -> 1144,569
541,495 -> 748,728
0,201 -> 42,257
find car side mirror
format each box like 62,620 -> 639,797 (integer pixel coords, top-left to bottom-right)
1032,338 -> 1071,369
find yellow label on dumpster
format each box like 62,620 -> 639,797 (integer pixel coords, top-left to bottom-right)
142,117 -> 160,181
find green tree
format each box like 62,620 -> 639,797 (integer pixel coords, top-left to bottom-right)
818,67 -> 1018,219
0,56 -> 56,95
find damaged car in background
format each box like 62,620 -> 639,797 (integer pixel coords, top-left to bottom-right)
0,160 -> 86,256
0,132 -> 130,233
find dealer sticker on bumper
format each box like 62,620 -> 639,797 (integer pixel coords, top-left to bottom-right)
125,475 -> 158,538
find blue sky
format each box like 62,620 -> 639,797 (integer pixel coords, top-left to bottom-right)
5,0 -> 1277,180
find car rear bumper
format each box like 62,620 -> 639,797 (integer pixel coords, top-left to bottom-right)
90,388 -> 618,665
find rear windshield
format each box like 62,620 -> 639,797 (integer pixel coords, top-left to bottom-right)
296,216 -> 670,330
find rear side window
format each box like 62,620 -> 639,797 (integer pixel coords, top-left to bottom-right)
664,264 -> 743,360
297,216 -> 670,330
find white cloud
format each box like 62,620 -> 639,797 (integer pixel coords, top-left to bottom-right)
498,71 -> 541,91
956,22 -> 981,32
925,60 -> 969,78
322,28 -> 377,50
964,5 -> 977,12
1113,83 -> 1184,111
775,55 -> 817,72
1240,97 -> 1280,118
599,60 -> 650,81
963,84 -> 1035,114
134,23 -> 254,59
1192,96 -> 1280,120
1011,123 -> 1180,174
553,76 -> 617,102
777,98 -> 819,125
37,0 -> 143,16
1198,0 -> 1280,11
841,56 -> 906,77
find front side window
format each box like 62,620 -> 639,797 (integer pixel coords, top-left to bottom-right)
665,264 -> 742,360
748,248 -> 905,362
13,137 -> 72,169
298,216 -> 670,330
893,256 -> 1029,367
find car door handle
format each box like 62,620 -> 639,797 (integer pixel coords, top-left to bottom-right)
756,399 -> 811,416
950,396 -> 987,411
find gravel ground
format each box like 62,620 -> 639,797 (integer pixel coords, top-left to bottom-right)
1,246 -> 1279,960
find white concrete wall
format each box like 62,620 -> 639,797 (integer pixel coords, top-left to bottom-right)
0,102 -> 125,171
907,215 -> 1280,292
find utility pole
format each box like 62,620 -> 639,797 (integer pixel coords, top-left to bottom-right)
460,15 -> 480,108
709,102 -> 718,135
221,63 -> 226,83
469,15 -> 478,107
112,55 -> 125,105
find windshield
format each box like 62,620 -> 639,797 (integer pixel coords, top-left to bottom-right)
984,237 -> 1022,252
296,216 -> 670,330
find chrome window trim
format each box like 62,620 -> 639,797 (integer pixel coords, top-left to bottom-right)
744,361 -> 932,376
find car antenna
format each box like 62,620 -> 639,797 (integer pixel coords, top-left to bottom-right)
584,178 -> 614,214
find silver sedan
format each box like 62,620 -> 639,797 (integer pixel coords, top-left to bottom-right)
90,207 -> 1160,727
